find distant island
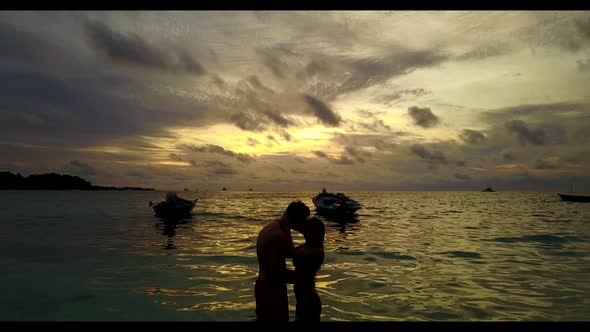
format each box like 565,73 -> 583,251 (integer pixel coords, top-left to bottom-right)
0,171 -> 154,191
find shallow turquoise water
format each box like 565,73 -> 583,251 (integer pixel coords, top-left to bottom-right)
0,190 -> 589,321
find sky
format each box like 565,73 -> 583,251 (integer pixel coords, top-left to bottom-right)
1,11 -> 589,191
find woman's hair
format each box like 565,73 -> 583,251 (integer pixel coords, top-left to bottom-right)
305,217 -> 325,248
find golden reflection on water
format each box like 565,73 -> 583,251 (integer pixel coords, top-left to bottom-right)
129,191 -> 590,321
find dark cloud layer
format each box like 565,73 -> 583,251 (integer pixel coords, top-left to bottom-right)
410,144 -> 448,164
0,22 -> 66,67
408,106 -> 440,128
312,151 -> 328,159
0,20 -> 219,149
338,50 -> 447,97
205,161 -> 238,175
230,112 -> 268,132
184,144 -> 256,163
302,95 -> 341,127
504,120 -> 546,146
262,110 -> 294,127
459,129 -> 487,145
532,159 -> 559,170
312,150 -> 356,165
85,20 -> 204,75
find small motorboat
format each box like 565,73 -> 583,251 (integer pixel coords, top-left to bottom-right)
149,192 -> 198,218
312,188 -> 361,216
557,193 -> 590,203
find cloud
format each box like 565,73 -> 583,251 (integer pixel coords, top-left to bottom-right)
334,49 -> 447,98
519,14 -> 590,53
205,160 -> 238,175
504,120 -> 546,146
0,22 -> 67,67
246,75 -> 275,94
532,158 -> 559,170
344,146 -> 360,157
331,133 -> 400,153
356,110 -> 392,132
291,167 -> 307,174
575,17 -> 590,42
312,150 -> 355,165
184,144 -> 256,163
401,88 -> 431,98
255,46 -> 293,78
230,112 -> 268,132
503,152 -> 518,161
85,20 -> 204,75
278,129 -> 292,142
303,57 -> 334,78
410,144 -> 447,164
312,151 -> 329,159
68,160 -> 96,176
210,74 -> 227,89
577,58 -> 590,71
456,42 -> 512,60
332,156 -> 355,165
169,153 -> 184,161
262,110 -> 293,127
0,68 -> 212,148
344,146 -> 372,163
126,171 -> 146,178
247,137 -> 260,146
408,106 -> 440,128
376,88 -> 433,104
302,94 -> 341,126
480,102 -> 580,147
267,135 -> 279,145
459,129 -> 487,144
0,19 -> 228,149
454,173 -> 471,180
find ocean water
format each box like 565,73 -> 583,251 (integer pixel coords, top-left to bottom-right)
0,190 -> 589,321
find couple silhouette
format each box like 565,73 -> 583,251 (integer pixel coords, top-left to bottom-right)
255,201 -> 325,324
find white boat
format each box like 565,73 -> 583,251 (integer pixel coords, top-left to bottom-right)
312,188 -> 361,216
149,192 -> 197,218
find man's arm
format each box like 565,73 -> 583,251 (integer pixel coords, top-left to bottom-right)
269,233 -> 296,284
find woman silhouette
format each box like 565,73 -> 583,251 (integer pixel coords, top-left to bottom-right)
293,216 -> 325,324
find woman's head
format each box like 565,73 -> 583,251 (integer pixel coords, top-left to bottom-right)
304,217 -> 325,248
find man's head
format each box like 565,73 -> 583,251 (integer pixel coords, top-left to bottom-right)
284,200 -> 310,232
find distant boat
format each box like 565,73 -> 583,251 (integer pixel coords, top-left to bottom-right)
312,188 -> 361,216
222,187 -> 227,191
183,188 -> 190,191
248,188 -> 253,191
557,193 -> 590,202
482,187 -> 495,192
149,192 -> 197,218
